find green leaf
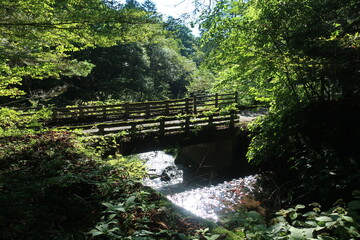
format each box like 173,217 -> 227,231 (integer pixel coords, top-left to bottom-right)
89,229 -> 104,236
125,196 -> 136,208
289,211 -> 298,220
289,226 -> 307,239
305,221 -> 317,227
207,234 -> 221,240
109,227 -> 120,232
341,216 -> 354,222
315,216 -> 333,222
302,228 -> 316,239
102,202 -> 114,208
269,222 -> 287,233
133,230 -> 155,236
276,216 -> 286,222
325,221 -> 337,228
114,206 -> 126,213
317,236 -> 336,240
247,211 -> 264,221
176,233 -> 189,240
295,204 -> 306,209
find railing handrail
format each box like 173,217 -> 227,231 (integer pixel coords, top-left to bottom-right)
13,92 -> 238,122
83,113 -> 239,136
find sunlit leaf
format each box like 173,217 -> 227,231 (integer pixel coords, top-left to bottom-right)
315,216 -> 333,222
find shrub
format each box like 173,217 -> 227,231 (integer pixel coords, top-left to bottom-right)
0,130 -> 145,239
247,99 -> 360,206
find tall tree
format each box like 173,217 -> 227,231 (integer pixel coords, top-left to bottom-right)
199,0 -> 360,204
142,0 -> 157,14
0,0 -> 158,98
165,17 -> 197,57
124,0 -> 141,9
28,37 -> 197,105
201,0 -> 360,106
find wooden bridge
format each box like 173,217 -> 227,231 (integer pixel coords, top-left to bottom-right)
15,93 -> 251,155
16,93 -> 241,135
17,93 -> 238,122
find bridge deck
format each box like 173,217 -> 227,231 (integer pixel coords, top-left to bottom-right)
12,93 -> 264,138
82,113 -> 239,136
15,93 -> 238,123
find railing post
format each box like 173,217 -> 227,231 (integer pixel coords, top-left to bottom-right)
209,115 -> 213,126
185,98 -> 190,114
185,115 -> 190,133
165,102 -> 169,115
98,125 -> 105,135
193,95 -> 197,115
124,103 -> 129,120
71,109 -> 76,119
102,106 -> 107,119
130,122 -> 136,135
79,107 -> 84,118
235,92 -> 238,104
159,118 -> 165,136
146,103 -> 150,118
230,114 -> 235,129
215,93 -> 219,108
52,108 -> 58,120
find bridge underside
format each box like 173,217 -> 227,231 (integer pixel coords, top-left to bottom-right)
111,125 -> 256,178
118,127 -> 239,156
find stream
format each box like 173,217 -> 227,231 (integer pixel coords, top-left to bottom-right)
137,151 -> 260,221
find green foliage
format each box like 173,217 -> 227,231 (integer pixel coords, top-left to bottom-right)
0,108 -> 30,129
247,99 -> 360,204
187,68 -> 216,95
0,0 -> 204,106
0,130 -> 99,239
201,0 -> 360,106
269,202 -> 360,240
164,17 -> 197,58
25,37 -> 198,105
219,201 -> 360,240
110,155 -> 147,181
89,185 -> 216,240
199,0 -> 360,211
0,107 -> 52,134
0,129 -> 149,239
0,0 -> 159,97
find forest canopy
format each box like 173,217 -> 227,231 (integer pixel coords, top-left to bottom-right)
0,0 -> 160,98
197,0 -> 360,207
1,0 -> 360,239
201,0 -> 360,106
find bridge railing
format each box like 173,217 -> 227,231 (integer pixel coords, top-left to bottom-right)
93,113 -> 238,136
193,93 -> 238,114
51,98 -> 193,121
14,92 -> 238,123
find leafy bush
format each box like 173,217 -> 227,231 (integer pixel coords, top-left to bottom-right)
0,107 -> 52,135
0,128 -> 213,240
0,131 -> 98,239
0,130 -> 146,239
89,180 -> 217,240
219,200 -> 360,240
247,99 -> 360,205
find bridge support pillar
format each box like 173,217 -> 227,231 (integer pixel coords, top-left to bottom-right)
175,140 -> 235,182
175,129 -> 255,181
177,140 -> 233,173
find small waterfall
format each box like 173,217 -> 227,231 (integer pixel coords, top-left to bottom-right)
136,151 -> 260,221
